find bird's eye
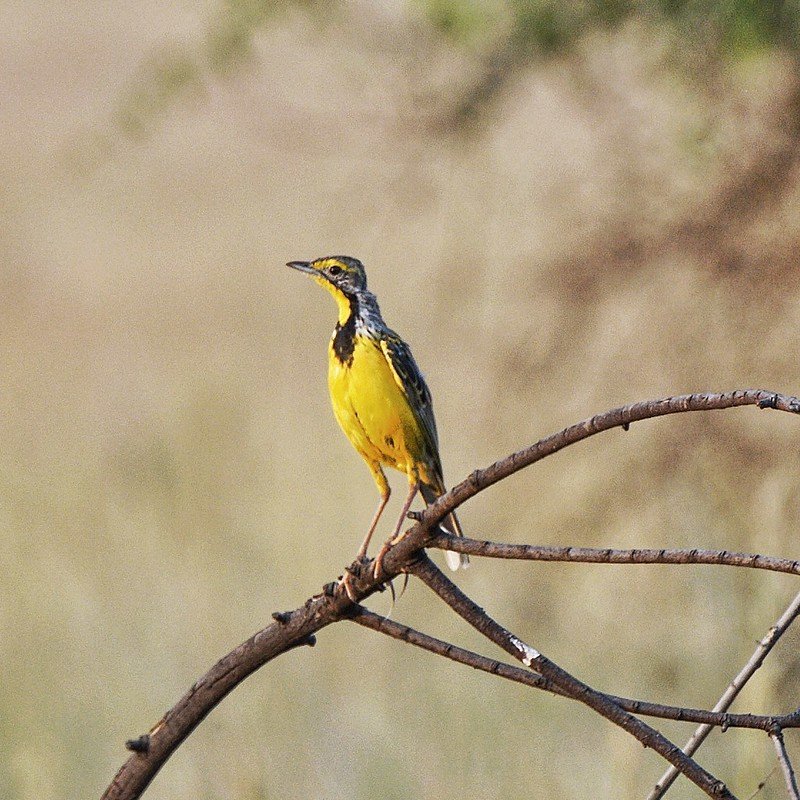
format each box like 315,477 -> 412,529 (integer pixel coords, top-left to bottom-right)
328,265 -> 343,276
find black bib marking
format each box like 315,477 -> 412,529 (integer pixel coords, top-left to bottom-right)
332,295 -> 358,365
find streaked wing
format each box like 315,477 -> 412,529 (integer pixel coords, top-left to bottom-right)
379,331 -> 443,478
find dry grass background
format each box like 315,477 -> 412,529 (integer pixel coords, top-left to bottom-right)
3,2 -> 800,798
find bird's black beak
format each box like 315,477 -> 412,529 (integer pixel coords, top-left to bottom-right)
286,260 -> 316,276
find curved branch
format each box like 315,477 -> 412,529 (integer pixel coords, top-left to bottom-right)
102,614 -> 322,798
420,390 -> 800,532
349,607 -> 800,731
409,555 -> 736,799
431,536 -> 800,577
101,569 -> 396,799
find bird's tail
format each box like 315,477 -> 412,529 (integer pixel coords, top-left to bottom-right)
420,483 -> 470,571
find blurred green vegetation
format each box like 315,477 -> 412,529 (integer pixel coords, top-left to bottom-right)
4,1 -> 800,799
425,0 -> 800,55
106,0 -> 800,146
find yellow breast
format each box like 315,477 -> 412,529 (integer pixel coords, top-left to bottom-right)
328,334 -> 429,480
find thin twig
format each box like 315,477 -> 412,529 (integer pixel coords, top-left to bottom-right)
348,607 -> 800,731
409,554 -> 736,799
745,761 -> 779,800
771,729 -> 800,800
745,763 -> 780,800
647,589 -> 800,799
432,537 -> 800,577
420,390 -> 800,534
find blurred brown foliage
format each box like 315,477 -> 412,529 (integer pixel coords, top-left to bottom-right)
3,1 -> 800,798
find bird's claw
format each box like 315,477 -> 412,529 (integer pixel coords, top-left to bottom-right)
340,570 -> 359,603
340,555 -> 372,602
373,544 -> 390,580
373,528 -> 412,579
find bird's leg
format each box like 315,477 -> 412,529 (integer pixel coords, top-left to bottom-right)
357,488 -> 390,560
374,481 -> 419,579
341,466 -> 390,601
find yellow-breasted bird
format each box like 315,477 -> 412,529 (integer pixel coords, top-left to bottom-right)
287,255 -> 469,577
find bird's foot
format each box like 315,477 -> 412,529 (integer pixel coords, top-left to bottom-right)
373,547 -> 388,580
340,555 -> 370,602
373,530 -> 410,579
340,572 -> 358,603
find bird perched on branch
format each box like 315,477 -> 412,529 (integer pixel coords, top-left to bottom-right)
287,255 -> 469,582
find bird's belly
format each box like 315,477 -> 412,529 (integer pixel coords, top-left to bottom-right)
328,339 -> 419,475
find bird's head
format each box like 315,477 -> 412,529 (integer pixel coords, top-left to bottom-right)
287,256 -> 369,324
287,256 -> 367,296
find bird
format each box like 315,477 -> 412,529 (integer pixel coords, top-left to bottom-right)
286,255 -> 469,582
